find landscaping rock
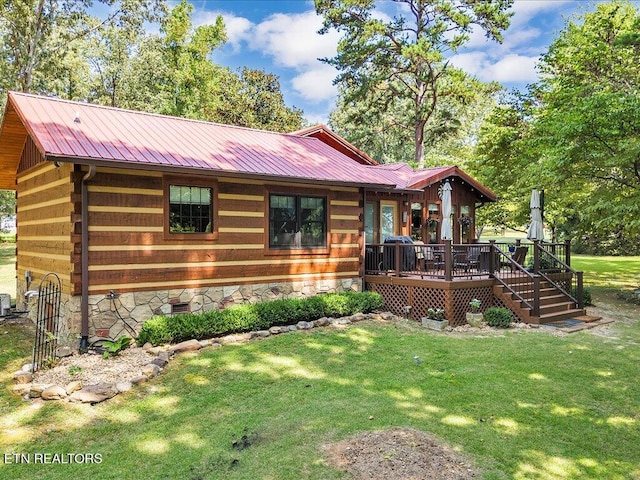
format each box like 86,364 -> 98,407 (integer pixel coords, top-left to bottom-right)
116,382 -> 133,393
142,364 -> 161,378
41,385 -> 67,400
157,351 -> 172,362
296,321 -> 313,330
70,383 -> 117,404
29,384 -> 49,398
65,380 -> 82,395
142,342 -> 153,350
13,371 -> 33,384
315,317 -> 330,327
287,325 -> 298,332
151,357 -> 168,368
252,330 -> 271,338
22,363 -> 34,372
131,375 -> 148,385
351,312 -> 365,322
56,346 -> 73,358
220,333 -> 252,344
12,384 -> 31,395
380,312 -> 395,320
169,339 -> 202,353
330,318 -> 351,325
269,326 -> 286,334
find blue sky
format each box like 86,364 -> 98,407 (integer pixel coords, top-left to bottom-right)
175,1 -> 607,124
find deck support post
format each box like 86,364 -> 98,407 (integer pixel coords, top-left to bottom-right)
444,240 -> 453,281
564,239 -> 571,267
533,240 -> 540,274
489,240 -> 496,276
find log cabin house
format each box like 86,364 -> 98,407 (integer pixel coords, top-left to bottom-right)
0,92 -> 584,350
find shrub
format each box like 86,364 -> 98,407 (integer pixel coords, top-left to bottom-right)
484,307 -> 513,328
136,291 -> 384,346
137,315 -> 172,345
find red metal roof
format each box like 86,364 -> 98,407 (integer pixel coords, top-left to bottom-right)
4,92 -> 395,188
364,163 -> 498,201
0,92 -> 497,201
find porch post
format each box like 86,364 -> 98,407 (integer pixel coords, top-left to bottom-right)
394,241 -> 401,276
565,239 -> 571,267
533,240 -> 540,274
489,240 -> 496,275
444,240 -> 453,281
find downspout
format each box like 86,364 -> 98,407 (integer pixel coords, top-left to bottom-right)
80,165 -> 96,352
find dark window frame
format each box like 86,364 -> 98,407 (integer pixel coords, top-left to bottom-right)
268,193 -> 327,250
163,176 -> 218,241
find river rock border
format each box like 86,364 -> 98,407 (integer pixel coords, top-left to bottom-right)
12,311 -> 400,405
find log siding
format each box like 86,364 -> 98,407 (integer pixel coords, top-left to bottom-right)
75,167 -> 362,295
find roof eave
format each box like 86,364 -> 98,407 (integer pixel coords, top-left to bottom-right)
47,154 -> 398,191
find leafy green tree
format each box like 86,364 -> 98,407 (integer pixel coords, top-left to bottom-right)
315,0 -> 512,167
533,0 -> 640,251
0,0 -> 165,96
157,0 -> 226,119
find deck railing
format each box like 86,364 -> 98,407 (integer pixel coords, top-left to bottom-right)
364,239 -> 584,313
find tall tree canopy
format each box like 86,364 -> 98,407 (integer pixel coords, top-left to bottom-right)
0,0 -> 303,133
0,0 -> 165,95
315,0 -> 512,167
475,0 -> 640,253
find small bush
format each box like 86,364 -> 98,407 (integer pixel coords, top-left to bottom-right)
137,291 -> 384,346
137,315 -> 172,345
484,307 -> 513,328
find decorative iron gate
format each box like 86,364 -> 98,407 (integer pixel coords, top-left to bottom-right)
31,273 -> 62,372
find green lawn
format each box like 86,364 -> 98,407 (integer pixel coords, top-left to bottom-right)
1,251 -> 639,479
572,254 -> 640,290
0,243 -> 16,301
1,313 -> 639,479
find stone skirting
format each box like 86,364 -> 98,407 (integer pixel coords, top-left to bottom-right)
23,277 -> 362,351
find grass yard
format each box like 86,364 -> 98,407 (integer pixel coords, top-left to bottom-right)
0,243 -> 16,301
572,254 -> 640,290
1,311 -> 639,479
1,252 -> 639,479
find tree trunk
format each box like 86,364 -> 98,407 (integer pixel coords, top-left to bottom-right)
20,0 -> 47,92
415,119 -> 426,168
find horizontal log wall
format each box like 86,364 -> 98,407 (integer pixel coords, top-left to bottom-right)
16,162 -> 75,298
79,168 -> 363,296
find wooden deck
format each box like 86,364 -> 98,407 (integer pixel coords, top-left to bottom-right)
364,241 -> 585,327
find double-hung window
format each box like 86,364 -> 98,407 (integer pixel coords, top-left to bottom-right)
169,185 -> 213,234
269,194 -> 326,249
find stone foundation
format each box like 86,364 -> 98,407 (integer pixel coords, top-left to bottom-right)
22,278 -> 362,352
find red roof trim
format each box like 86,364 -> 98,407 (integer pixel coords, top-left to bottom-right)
292,124 -> 379,166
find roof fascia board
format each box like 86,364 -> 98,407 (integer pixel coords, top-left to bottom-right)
48,155 -> 398,190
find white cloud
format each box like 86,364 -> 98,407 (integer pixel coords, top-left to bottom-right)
449,52 -> 539,84
291,64 -> 339,102
250,11 -> 339,68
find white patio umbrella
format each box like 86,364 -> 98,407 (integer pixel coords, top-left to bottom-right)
527,189 -> 544,241
440,181 -> 453,241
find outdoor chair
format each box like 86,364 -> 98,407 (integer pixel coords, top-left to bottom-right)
501,245 -> 528,271
454,246 -> 481,274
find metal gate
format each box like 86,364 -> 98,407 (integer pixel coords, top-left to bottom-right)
31,273 -> 62,372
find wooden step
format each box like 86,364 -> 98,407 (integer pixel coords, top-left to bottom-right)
538,309 -> 587,324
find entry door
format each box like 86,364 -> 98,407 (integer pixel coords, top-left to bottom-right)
380,201 -> 398,241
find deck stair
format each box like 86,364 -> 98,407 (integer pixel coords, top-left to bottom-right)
493,276 -> 586,324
